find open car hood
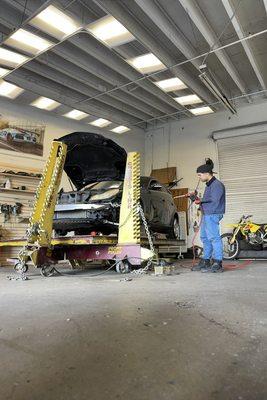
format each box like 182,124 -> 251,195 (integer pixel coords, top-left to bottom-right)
58,132 -> 127,190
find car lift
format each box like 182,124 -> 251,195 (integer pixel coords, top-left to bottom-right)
0,140 -> 187,276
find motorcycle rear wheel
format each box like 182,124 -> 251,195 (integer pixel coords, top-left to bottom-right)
221,233 -> 239,260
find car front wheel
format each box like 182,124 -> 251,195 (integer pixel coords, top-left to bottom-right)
167,216 -> 180,239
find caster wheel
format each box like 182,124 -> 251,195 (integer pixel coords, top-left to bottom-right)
41,265 -> 56,277
116,260 -> 131,274
14,262 -> 28,273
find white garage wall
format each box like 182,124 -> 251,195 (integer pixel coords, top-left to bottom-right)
0,98 -> 145,190
145,101 -> 267,192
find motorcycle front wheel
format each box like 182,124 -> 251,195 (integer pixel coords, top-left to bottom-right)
221,233 -> 239,260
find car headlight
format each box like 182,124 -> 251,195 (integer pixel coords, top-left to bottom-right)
90,189 -> 120,201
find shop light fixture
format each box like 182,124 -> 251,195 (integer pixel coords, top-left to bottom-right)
0,67 -> 9,78
30,5 -> 81,39
154,77 -> 187,92
199,67 -> 237,114
190,106 -> 214,116
0,47 -> 28,68
5,29 -> 53,55
31,96 -> 60,111
87,15 -> 135,47
127,53 -> 165,74
0,80 -> 24,99
174,94 -> 202,106
89,118 -> 112,128
110,125 -> 130,134
63,109 -> 88,120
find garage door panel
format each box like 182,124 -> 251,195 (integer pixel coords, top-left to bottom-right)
217,131 -> 267,231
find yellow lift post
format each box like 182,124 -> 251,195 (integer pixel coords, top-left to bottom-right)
0,140 -> 154,275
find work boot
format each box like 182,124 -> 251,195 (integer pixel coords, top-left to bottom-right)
191,258 -> 210,271
202,260 -> 223,273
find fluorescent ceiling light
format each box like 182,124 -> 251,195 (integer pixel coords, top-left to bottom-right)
0,80 -> 24,99
89,118 -> 112,128
110,125 -> 130,134
174,94 -> 202,106
87,15 -> 135,47
190,106 -> 214,116
30,5 -> 81,40
155,77 -> 187,92
127,53 -> 165,74
31,96 -> 60,111
0,47 -> 28,68
0,67 -> 9,78
5,29 -> 53,55
199,69 -> 236,114
63,110 -> 88,120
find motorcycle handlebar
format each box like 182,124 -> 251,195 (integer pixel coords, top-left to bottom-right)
242,214 -> 253,221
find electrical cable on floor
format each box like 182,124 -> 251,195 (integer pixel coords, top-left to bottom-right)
50,256 -> 155,278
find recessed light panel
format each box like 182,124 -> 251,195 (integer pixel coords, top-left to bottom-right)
63,110 -> 88,120
0,80 -> 24,98
190,106 -> 214,116
89,118 -> 112,128
30,5 -> 81,40
87,15 -> 135,47
31,96 -> 60,111
5,29 -> 53,55
127,53 -> 165,74
155,77 -> 187,92
174,94 -> 202,106
0,67 -> 9,78
0,47 -> 28,68
110,125 -> 130,134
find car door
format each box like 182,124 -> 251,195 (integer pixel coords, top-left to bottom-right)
147,179 -> 168,227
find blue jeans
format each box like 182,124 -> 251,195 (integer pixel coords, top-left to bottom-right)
200,214 -> 223,261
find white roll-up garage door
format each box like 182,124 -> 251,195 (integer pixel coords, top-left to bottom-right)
215,130 -> 267,231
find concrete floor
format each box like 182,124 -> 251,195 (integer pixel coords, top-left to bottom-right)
0,260 -> 266,400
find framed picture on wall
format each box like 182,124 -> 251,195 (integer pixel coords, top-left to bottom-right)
0,118 -> 45,157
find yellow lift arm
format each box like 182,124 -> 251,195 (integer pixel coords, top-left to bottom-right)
18,141 -> 67,268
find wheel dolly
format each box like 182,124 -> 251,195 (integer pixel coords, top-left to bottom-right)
0,140 -> 154,276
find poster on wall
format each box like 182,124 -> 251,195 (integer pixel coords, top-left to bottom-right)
0,118 -> 45,156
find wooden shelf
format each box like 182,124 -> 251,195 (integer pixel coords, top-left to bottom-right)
0,188 -> 35,195
0,172 -> 41,180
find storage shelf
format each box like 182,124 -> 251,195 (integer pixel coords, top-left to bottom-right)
0,172 -> 41,180
0,188 -> 35,195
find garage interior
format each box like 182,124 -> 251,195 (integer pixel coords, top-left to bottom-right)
0,1 -> 266,399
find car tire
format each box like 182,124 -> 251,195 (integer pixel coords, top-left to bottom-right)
167,215 -> 180,240
221,233 -> 239,260
116,260 -> 131,274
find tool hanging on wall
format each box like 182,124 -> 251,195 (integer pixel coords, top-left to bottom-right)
0,203 -> 23,222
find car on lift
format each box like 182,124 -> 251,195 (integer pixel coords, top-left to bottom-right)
53,132 -> 179,239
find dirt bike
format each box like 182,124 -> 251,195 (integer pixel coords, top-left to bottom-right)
221,215 -> 267,260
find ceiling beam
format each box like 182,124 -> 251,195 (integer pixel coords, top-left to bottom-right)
36,52 -> 164,118
179,0 -> 248,96
5,69 -> 144,126
94,0 -> 215,105
222,0 -> 266,90
69,32 -> 181,112
52,40 -> 177,115
22,60 -> 153,122
135,0 -> 231,97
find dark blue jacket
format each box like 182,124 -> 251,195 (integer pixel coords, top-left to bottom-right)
201,177 -> 226,215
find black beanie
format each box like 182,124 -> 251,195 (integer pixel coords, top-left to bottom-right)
196,158 -> 214,174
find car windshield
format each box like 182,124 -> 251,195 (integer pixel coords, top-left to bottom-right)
82,181 -> 123,191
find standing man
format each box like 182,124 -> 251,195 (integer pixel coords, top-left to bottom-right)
192,159 -> 226,273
